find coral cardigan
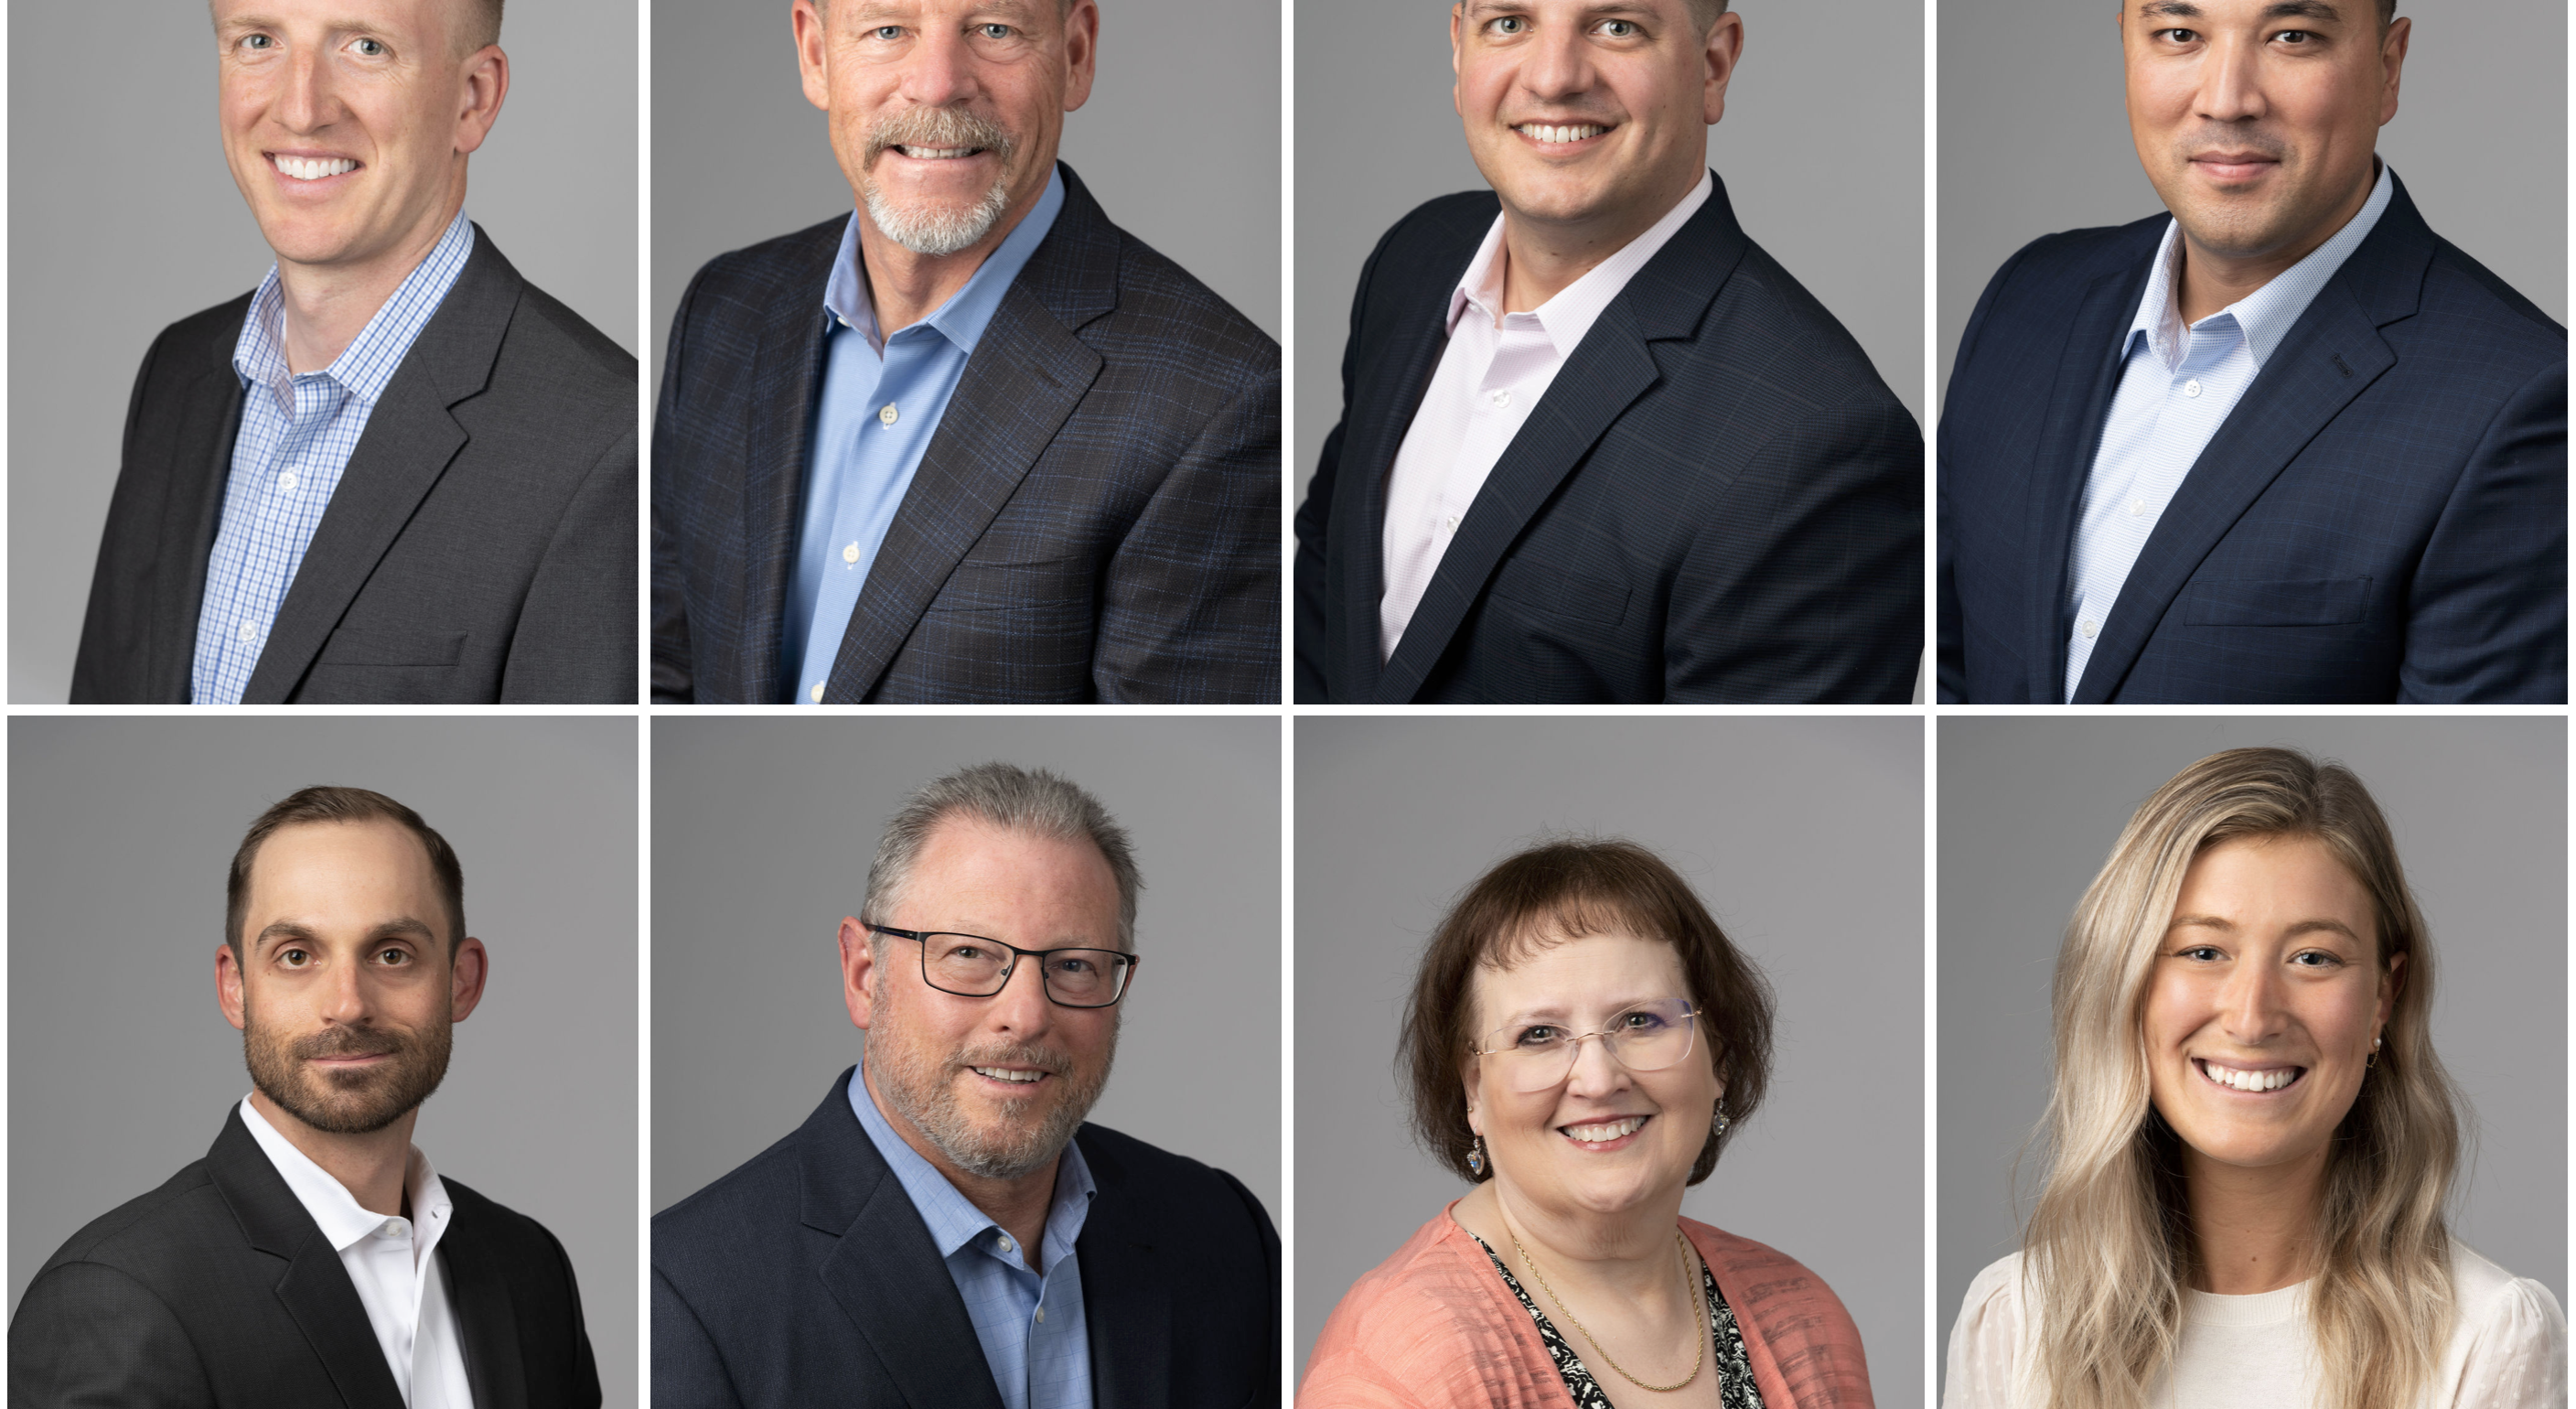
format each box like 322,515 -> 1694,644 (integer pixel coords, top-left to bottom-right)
1301,1206 -> 1875,1409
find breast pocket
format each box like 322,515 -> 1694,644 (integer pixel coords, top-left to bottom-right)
297,629 -> 473,704
2178,577 -> 2373,627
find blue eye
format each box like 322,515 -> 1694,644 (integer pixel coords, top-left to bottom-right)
1491,16 -> 1528,35
979,23 -> 1013,39
353,38 -> 386,56
874,26 -> 903,41
1599,19 -> 1637,38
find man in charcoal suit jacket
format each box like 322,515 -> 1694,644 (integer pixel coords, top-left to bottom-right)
1294,0 -> 1921,704
70,0 -> 635,704
651,0 -> 1278,704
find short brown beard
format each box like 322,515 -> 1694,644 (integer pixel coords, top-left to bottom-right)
244,1004 -> 452,1135
868,1002 -> 1115,1179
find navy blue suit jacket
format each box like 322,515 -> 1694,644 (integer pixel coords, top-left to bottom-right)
652,166 -> 1280,704
1294,173 -> 1921,704
1938,176 -> 2567,703
650,1069 -> 1280,1409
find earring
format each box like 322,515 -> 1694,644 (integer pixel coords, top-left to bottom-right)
1466,1135 -> 1487,1177
1711,1099 -> 1730,1140
2367,1035 -> 2382,1070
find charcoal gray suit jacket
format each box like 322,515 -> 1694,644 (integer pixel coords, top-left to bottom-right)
9,1107 -> 601,1409
68,227 -> 639,704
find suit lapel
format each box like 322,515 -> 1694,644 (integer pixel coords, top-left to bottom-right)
1335,261 -> 1462,700
205,1110 -> 405,1409
2018,258 -> 2152,704
735,228 -> 840,704
439,1209 -> 530,1409
149,341 -> 249,701
1075,1132 -> 1170,1409
240,229 -> 521,704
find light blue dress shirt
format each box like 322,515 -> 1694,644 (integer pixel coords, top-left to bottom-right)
2061,164 -> 2394,702
848,1060 -> 1095,1409
191,210 -> 476,704
783,170 -> 1068,704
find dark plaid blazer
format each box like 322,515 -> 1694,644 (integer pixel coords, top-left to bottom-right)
651,1068 -> 1280,1409
1938,175 -> 2568,703
10,1107 -> 600,1409
1293,171 -> 1922,704
68,231 -> 639,704
651,165 -> 1280,704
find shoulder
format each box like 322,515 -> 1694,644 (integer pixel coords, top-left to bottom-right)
26,1158 -> 232,1294
1981,216 -> 2167,297
1305,1212 -> 1513,1397
440,1175 -> 577,1266
134,291 -> 256,388
501,274 -> 640,397
1075,1122 -> 1272,1233
1954,1252 -> 2026,1328
1687,1217 -> 1865,1323
2449,1243 -> 2567,1349
649,1119 -> 813,1258
1084,218 -> 1280,381
2410,236 -> 2568,372
672,216 -> 847,326
1353,190 -> 1502,302
1702,238 -> 1909,418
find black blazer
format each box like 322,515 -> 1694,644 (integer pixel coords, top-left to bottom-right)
652,165 -> 1280,704
1938,175 -> 2566,703
69,227 -> 639,704
1294,172 -> 1922,703
9,1107 -> 600,1409
651,1068 -> 1280,1409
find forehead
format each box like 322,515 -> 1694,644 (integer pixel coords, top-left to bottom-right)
907,819 -> 1119,928
244,819 -> 439,909
211,0 -> 452,38
1469,930 -> 1687,1022
2172,834 -> 2375,930
2129,0 -> 2365,26
832,0 -> 1061,28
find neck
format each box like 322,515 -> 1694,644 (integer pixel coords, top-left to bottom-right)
851,178 -> 1046,339
1455,1177 -> 1690,1304
863,1064 -> 1056,1270
1496,166 -> 1700,316
274,192 -> 464,375
250,1089 -> 418,1218
2174,161 -> 2377,326
2182,1143 -> 2328,1294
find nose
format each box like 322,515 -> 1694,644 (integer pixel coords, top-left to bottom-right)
898,23 -> 983,110
2194,31 -> 2268,125
1562,1030 -> 1631,1098
983,953 -> 1056,1038
1519,20 -> 1597,105
275,42 -> 338,134
2216,956 -> 2288,1044
320,955 -> 370,1027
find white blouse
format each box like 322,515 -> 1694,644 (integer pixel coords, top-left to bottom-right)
1942,1244 -> 2565,1409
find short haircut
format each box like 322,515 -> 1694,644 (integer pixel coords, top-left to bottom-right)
465,0 -> 503,49
1401,838 -> 1776,1187
1690,0 -> 1733,28
226,786 -> 467,960
861,763 -> 1143,950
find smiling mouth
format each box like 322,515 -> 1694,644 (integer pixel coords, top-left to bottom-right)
1558,1113 -> 1649,1147
969,1065 -> 1049,1087
889,145 -> 990,162
2196,1058 -> 2307,1093
1513,122 -> 1612,148
270,154 -> 360,182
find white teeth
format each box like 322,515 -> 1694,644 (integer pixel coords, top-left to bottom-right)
2201,1060 -> 2299,1092
972,1067 -> 1044,1084
1518,124 -> 1604,145
274,156 -> 357,181
1562,1115 -> 1646,1143
897,145 -> 977,160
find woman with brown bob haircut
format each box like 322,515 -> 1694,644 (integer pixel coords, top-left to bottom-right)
1301,839 -> 1875,1409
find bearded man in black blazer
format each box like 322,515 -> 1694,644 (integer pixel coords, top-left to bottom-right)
1295,0 -> 1921,704
651,0 -> 1279,705
653,763 -> 1279,1408
69,0 -> 636,705
10,787 -> 600,1409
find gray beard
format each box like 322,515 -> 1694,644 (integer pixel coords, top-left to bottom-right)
870,1033 -> 1113,1180
862,177 -> 1014,259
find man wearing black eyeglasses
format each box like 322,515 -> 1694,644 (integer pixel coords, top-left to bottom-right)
651,762 -> 1279,1409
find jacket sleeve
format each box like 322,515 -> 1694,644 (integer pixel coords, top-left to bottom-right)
1937,242 -> 2037,704
649,270 -> 707,704
2396,356 -> 2568,702
1293,214 -> 1411,704
500,425 -> 639,704
1092,367 -> 1283,704
8,1262 -> 217,1409
651,1265 -> 748,1409
69,328 -> 180,704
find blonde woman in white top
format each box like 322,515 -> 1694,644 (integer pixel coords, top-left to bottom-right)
1942,748 -> 2565,1409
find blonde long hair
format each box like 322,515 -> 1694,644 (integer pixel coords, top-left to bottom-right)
2023,748 -> 2461,1409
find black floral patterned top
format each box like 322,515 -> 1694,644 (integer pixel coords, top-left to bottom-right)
1466,1231 -> 1765,1409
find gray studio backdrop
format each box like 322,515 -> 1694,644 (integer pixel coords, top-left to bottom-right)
7,717 -> 639,1409
1293,0 -> 1925,491
650,715 -> 1280,1221
1937,0 -> 2566,393
7,4 -> 639,704
1294,717 -> 1924,1404
649,0 -> 1281,393
1936,716 -> 2568,1395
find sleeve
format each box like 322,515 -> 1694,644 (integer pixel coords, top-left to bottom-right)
7,1262 -> 218,1409
2396,357 -> 2568,703
1091,367 -> 1283,704
1663,391 -> 1924,703
651,1264 -> 748,1409
500,425 -> 640,704
1940,1259 -> 2024,1409
2449,1277 -> 2567,1409
649,270 -> 707,704
1215,1167 -> 1284,1409
550,1222 -> 605,1409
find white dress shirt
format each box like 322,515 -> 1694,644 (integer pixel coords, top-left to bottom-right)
2061,163 -> 2394,701
1378,170 -> 1714,660
240,1098 -> 477,1409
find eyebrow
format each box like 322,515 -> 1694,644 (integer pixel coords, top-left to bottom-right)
2166,914 -> 2365,943
2137,1 -> 2348,19
256,917 -> 439,951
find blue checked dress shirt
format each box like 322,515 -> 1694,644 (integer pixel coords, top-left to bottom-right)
848,1059 -> 1096,1409
2062,164 -> 2394,701
783,171 -> 1068,704
190,210 -> 476,704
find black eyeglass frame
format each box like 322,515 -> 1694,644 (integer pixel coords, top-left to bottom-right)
870,925 -> 1141,1008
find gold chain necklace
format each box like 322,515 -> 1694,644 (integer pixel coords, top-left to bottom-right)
1507,1225 -> 1707,1393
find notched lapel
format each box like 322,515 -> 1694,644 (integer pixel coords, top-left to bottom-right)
736,240 -> 838,705
206,1112 -> 404,1409
2019,264 -> 2147,704
150,359 -> 249,701
821,285 -> 1102,700
808,1168 -> 1011,1409
1078,1197 -> 1173,1409
441,1219 -> 530,1409
1338,274 -> 1465,698
2074,285 -> 2397,702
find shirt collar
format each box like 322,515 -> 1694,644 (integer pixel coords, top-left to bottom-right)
2128,160 -> 2394,371
231,208 -> 478,405
846,1058 -> 1097,1270
238,1095 -> 453,1255
823,165 -> 1069,358
1446,168 -> 1714,354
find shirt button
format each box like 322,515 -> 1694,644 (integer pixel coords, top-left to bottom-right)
1489,390 -> 1511,408
879,403 -> 899,425
237,620 -> 258,644
2127,498 -> 2147,517
2080,618 -> 2100,640
997,1235 -> 1015,1253
2183,379 -> 2203,398
842,542 -> 861,565
1036,1307 -> 1046,1323
1444,516 -> 1460,533
810,682 -> 825,704
277,470 -> 298,492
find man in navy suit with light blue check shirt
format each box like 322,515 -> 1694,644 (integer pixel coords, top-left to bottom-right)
1939,0 -> 2567,703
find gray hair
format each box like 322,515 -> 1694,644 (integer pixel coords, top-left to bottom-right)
863,762 -> 1142,949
